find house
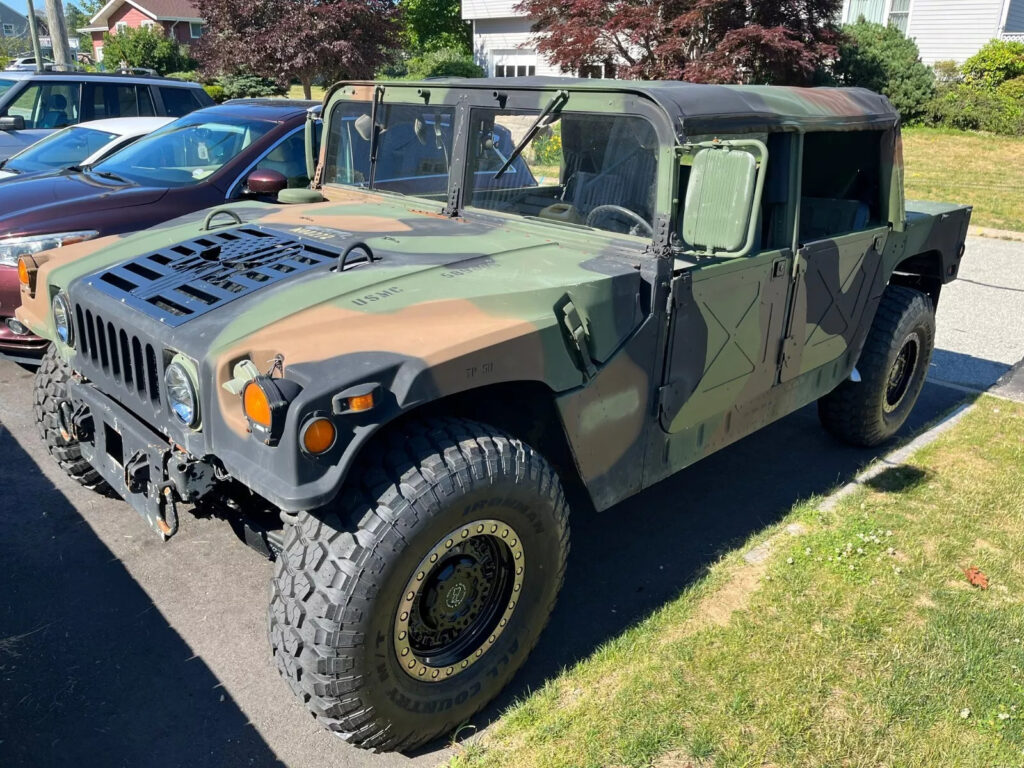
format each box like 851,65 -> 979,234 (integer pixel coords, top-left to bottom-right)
464,0 -> 1024,77
0,1 -> 47,46
461,0 -> 567,79
841,0 -> 1024,63
77,0 -> 204,63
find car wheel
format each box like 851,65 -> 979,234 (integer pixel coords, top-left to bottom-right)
33,346 -> 112,494
818,285 -> 935,447
269,417 -> 570,751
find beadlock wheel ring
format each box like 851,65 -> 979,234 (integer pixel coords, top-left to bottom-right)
393,519 -> 525,682
884,331 -> 921,414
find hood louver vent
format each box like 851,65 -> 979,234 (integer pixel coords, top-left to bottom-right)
91,226 -> 343,327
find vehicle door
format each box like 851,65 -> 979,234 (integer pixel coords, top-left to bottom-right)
659,134 -> 796,450
228,126 -> 315,199
777,130 -> 890,383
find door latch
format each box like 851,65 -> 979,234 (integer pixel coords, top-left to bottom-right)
560,300 -> 596,379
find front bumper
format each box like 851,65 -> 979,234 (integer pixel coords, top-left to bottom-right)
68,378 -> 216,537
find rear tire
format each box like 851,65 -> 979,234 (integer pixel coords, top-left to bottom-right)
33,346 -> 112,494
818,285 -> 935,447
268,417 -> 570,752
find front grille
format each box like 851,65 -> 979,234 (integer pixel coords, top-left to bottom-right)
75,304 -> 162,407
91,226 -> 341,327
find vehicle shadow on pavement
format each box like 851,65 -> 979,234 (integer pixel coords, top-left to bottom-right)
463,381 -> 970,740
0,420 -> 284,768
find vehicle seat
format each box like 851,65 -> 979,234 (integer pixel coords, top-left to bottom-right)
799,197 -> 871,241
40,94 -> 70,129
259,144 -> 307,187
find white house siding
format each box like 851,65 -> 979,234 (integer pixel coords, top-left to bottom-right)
461,0 -> 521,20
470,17 -> 564,77
906,0 -> 1006,62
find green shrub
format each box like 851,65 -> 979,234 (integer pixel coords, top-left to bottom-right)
165,70 -> 202,83
215,72 -> 287,99
931,59 -> 961,84
834,20 -> 935,123
203,84 -> 227,103
403,48 -> 483,79
962,40 -> 1024,89
101,26 -> 192,75
532,125 -> 562,165
998,75 -> 1024,102
927,83 -> 1024,135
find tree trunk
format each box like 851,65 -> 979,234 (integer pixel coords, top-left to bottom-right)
302,78 -> 312,100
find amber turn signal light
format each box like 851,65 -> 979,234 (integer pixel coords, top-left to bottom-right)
301,417 -> 337,455
17,256 -> 39,295
347,392 -> 374,412
243,380 -> 272,427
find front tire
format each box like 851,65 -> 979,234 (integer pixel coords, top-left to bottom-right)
33,346 -> 111,494
269,417 -> 570,751
818,285 -> 935,447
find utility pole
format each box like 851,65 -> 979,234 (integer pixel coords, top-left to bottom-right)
44,0 -> 73,69
25,0 -> 45,71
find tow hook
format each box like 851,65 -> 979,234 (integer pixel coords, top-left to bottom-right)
155,482 -> 179,539
59,400 -> 94,442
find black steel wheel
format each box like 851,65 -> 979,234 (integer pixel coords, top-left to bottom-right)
269,417 -> 570,752
818,285 -> 935,447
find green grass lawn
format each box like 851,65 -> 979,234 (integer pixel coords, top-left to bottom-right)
451,397 -> 1024,768
903,126 -> 1024,233
286,84 -> 326,101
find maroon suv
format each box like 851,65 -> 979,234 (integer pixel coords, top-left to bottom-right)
0,99 -> 318,364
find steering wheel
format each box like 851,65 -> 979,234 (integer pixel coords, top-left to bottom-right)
585,205 -> 653,237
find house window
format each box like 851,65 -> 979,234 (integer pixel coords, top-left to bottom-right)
190,22 -> 202,38
115,22 -> 128,33
140,19 -> 156,28
2,23 -> 15,36
844,0 -> 885,24
494,64 -> 536,78
579,63 -> 614,78
887,0 -> 910,33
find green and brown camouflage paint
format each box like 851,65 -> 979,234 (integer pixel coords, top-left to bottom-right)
18,78 -> 971,514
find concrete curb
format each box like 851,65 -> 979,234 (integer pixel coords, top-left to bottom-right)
818,402 -> 975,512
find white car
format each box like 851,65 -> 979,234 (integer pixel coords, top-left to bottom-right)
0,116 -> 174,181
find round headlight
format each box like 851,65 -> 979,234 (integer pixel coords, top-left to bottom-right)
52,292 -> 73,347
165,362 -> 199,428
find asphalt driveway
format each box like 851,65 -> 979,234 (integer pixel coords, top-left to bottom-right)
1,235 -> 1021,768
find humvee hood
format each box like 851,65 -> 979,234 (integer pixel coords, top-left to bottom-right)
54,195 -> 643,376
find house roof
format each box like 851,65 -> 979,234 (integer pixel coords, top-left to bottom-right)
88,0 -> 202,26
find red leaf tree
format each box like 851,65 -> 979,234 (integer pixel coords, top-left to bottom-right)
194,0 -> 400,98
516,0 -> 842,84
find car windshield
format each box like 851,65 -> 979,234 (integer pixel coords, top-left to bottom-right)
91,113 -> 271,187
323,101 -> 456,199
4,125 -> 118,173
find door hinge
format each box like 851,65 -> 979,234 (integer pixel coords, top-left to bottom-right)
561,300 -> 596,379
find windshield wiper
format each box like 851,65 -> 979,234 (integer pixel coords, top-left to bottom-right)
92,170 -> 129,183
494,89 -> 568,180
368,84 -> 385,189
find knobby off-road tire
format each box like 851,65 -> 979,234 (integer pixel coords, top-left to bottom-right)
33,346 -> 112,494
269,417 -> 570,752
818,285 -> 935,447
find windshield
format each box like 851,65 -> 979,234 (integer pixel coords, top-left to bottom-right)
324,101 -> 456,199
464,109 -> 658,236
5,125 -> 118,173
91,113 -> 272,187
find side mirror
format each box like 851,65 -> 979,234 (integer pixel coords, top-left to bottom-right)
245,169 -> 288,197
0,115 -> 26,131
680,140 -> 767,258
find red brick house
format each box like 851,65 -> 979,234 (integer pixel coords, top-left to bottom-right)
77,0 -> 204,63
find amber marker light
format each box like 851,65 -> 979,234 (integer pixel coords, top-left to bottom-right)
347,392 -> 375,412
17,257 -> 30,284
302,417 -> 337,455
243,380 -> 273,427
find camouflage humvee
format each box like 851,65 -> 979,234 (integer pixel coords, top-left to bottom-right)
17,78 -> 971,751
